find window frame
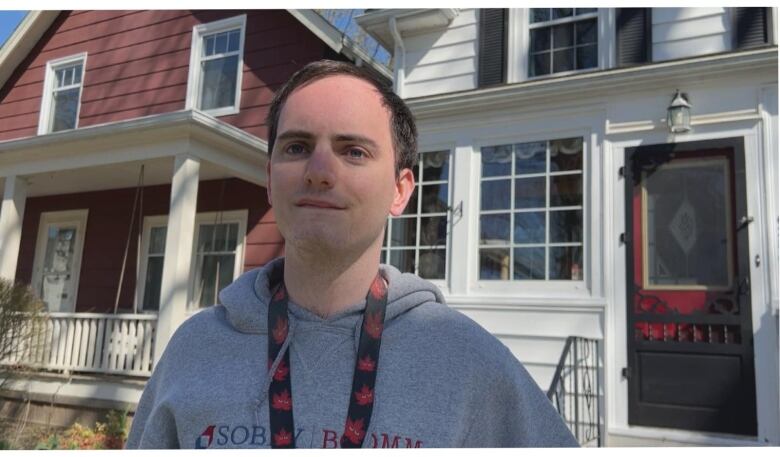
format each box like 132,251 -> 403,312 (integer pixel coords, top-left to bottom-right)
185,14 -> 247,117
469,131 -> 592,297
382,149 -> 454,283
37,53 -> 87,135
507,8 -> 614,83
136,210 -> 248,313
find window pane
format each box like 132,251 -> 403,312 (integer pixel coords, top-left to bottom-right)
514,177 -> 546,209
480,248 -> 510,279
227,223 -> 239,251
73,65 -> 82,84
576,8 -> 597,15
419,248 -> 445,279
200,55 -> 238,110
215,32 -> 228,54
553,48 -> 574,73
553,24 -> 573,48
228,30 -> 240,52
553,8 -> 573,19
422,151 -> 449,182
481,180 -> 511,210
402,189 -> 418,215
143,257 -> 164,311
203,35 -> 215,57
390,249 -> 415,273
515,141 -> 546,175
481,145 -> 513,177
149,226 -> 167,254
550,174 -> 582,206
52,88 -> 80,132
550,210 -> 582,242
577,44 -> 598,69
576,19 -> 597,45
480,213 -> 510,245
198,224 -> 214,252
531,8 -> 550,23
514,211 -> 545,244
550,138 -> 583,171
213,224 -> 227,251
530,28 -> 551,53
195,254 -> 235,307
55,68 -> 66,87
390,217 -> 416,247
514,247 -> 545,280
531,52 -> 551,76
419,216 -> 447,246
549,246 -> 583,280
421,183 -> 448,213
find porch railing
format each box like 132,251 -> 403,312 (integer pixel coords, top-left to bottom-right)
547,336 -> 602,447
1,312 -> 157,377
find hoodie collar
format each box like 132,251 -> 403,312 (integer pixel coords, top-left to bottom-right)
217,257 -> 445,334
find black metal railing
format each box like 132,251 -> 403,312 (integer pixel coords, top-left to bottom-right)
546,336 -> 602,447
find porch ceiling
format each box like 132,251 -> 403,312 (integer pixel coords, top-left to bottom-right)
0,110 -> 269,196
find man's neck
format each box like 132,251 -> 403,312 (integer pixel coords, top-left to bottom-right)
282,244 -> 381,318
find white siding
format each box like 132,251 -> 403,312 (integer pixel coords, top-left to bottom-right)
652,8 -> 732,61
403,9 -> 478,98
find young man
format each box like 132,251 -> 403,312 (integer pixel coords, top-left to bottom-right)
126,60 -> 578,449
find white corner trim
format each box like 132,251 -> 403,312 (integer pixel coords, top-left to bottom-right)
185,14 -> 247,117
36,52 -> 88,135
0,11 -> 59,92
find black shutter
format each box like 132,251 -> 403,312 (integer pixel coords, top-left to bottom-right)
478,8 -> 507,87
616,8 -> 651,66
735,7 -> 769,49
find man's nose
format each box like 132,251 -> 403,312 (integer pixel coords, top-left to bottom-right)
303,145 -> 337,189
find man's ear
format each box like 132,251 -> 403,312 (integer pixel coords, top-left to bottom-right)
389,168 -> 415,216
266,159 -> 273,207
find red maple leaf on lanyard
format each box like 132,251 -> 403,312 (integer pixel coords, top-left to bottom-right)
357,355 -> 375,372
343,417 -> 366,444
369,276 -> 386,300
354,385 -> 374,406
272,316 -> 288,345
363,312 -> 383,339
273,428 -> 292,446
273,359 -> 289,381
272,390 -> 292,411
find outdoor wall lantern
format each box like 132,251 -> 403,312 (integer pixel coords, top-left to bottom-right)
667,89 -> 692,134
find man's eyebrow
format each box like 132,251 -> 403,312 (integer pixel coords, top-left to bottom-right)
333,134 -> 378,150
276,130 -> 315,142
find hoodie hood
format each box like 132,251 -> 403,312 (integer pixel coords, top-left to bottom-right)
217,257 -> 446,335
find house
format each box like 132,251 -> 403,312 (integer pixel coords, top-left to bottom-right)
355,7 -> 779,446
0,9 -> 389,431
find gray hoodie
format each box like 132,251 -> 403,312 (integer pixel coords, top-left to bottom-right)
126,258 -> 578,448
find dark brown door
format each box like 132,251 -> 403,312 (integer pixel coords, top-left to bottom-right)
625,138 -> 757,435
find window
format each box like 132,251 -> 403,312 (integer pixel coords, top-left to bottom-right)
137,211 -> 247,311
382,150 -> 451,280
186,15 -> 246,116
529,8 -> 597,77
38,53 -> 86,134
479,138 -> 584,281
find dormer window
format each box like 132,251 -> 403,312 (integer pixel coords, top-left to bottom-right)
186,15 -> 246,116
529,8 -> 598,77
38,53 -> 86,134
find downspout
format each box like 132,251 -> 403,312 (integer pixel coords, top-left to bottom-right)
389,16 -> 405,98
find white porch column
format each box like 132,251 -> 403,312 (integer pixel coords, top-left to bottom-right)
0,176 -> 28,281
154,155 -> 200,366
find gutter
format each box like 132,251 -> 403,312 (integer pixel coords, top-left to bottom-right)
389,17 -> 405,98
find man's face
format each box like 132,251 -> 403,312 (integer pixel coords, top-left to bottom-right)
267,75 -> 415,258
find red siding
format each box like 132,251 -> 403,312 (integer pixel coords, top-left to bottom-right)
15,178 -> 284,313
0,9 -> 332,141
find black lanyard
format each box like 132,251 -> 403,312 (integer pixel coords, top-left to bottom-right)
267,272 -> 389,448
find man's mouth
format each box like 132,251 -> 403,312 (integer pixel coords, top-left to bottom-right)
295,198 -> 346,210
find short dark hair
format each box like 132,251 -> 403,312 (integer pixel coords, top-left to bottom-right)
266,60 -> 418,175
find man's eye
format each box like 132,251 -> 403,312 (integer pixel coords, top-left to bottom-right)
285,143 -> 306,155
346,148 -> 366,159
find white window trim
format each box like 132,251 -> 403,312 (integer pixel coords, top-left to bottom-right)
31,209 -> 89,313
185,14 -> 247,117
468,130 -> 593,298
37,52 -> 87,135
135,210 -> 248,313
508,8 -> 614,84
